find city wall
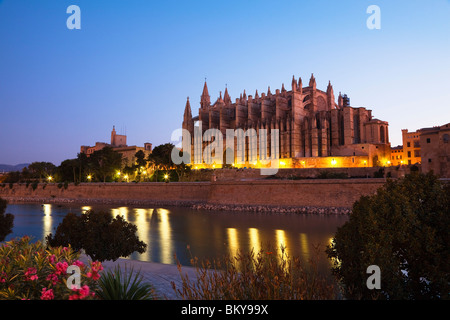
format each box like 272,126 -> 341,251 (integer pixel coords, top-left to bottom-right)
0,178 -> 387,209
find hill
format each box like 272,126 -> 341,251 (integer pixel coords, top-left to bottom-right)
0,163 -> 30,172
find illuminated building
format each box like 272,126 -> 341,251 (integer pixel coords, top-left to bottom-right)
182,74 -> 391,168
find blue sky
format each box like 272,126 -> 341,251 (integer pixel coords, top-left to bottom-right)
0,0 -> 449,165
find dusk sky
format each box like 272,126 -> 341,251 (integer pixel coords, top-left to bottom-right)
1,0 -> 449,166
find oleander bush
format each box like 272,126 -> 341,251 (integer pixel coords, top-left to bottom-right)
172,244 -> 339,300
0,236 -> 103,300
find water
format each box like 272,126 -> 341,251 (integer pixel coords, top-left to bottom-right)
3,203 -> 348,271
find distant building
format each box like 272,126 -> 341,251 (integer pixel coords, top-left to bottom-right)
402,129 -> 421,165
419,123 -> 450,178
182,74 -> 391,168
390,145 -> 404,166
81,126 -> 152,166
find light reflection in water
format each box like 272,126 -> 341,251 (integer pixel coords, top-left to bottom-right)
81,206 -> 92,213
42,204 -> 52,241
134,208 -> 152,261
157,208 -> 173,264
227,228 -> 239,258
112,207 -> 129,220
275,229 -> 289,265
299,233 -> 310,262
6,203 -> 348,272
248,228 -> 261,254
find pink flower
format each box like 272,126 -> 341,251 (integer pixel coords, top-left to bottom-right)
72,260 -> 84,268
55,261 -> 69,275
47,254 -> 56,264
69,285 -> 92,300
46,273 -> 59,285
87,261 -> 103,280
41,288 -> 54,300
91,261 -> 103,272
24,267 -> 38,281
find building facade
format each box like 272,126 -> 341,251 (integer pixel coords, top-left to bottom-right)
80,126 -> 152,166
390,145 -> 404,166
401,129 -> 421,165
419,123 -> 450,178
182,74 -> 391,168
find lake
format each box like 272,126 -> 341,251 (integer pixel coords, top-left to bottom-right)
4,203 -> 348,272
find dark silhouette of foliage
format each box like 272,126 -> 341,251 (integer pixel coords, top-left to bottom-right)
46,210 -> 147,262
326,172 -> 450,299
0,198 -> 14,242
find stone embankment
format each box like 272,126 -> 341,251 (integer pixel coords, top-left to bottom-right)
190,203 -> 351,215
1,178 -> 387,215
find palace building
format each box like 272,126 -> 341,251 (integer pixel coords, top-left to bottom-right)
182,74 -> 391,168
80,126 -> 152,166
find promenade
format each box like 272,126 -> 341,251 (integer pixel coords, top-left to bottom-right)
98,258 -> 198,300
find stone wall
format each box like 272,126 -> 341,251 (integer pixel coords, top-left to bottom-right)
0,178 -> 387,209
181,166 -> 410,181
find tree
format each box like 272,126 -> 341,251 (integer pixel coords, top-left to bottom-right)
28,162 -> 56,182
57,159 -> 79,183
326,172 -> 450,299
46,210 -> 147,262
147,143 -> 175,181
0,198 -> 14,242
89,147 -> 123,182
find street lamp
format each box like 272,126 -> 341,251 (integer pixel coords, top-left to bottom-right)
164,174 -> 169,183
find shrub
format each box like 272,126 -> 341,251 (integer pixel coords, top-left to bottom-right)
0,198 -> 14,242
326,173 -> 450,299
0,236 -> 102,300
96,265 -> 156,300
46,210 -> 147,262
172,244 -> 338,300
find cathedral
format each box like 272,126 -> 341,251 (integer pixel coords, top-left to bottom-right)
182,74 -> 391,168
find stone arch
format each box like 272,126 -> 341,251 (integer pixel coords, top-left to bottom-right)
317,95 -> 327,111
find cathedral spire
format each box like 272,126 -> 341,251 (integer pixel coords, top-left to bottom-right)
292,75 -> 297,92
183,96 -> 194,134
327,81 -> 335,110
200,80 -> 210,108
224,86 -> 231,105
309,73 -> 316,89
184,96 -> 192,117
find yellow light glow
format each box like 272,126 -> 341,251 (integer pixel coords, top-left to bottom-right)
87,175 -> 92,180
280,161 -> 286,166
164,174 -> 169,179
212,164 -> 216,168
331,158 -> 337,166
117,171 -> 121,176
47,176 -> 53,182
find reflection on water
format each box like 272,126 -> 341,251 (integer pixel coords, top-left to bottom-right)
42,204 -> 52,241
4,203 -> 348,271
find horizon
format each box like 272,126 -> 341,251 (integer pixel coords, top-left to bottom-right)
1,0 -> 449,166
